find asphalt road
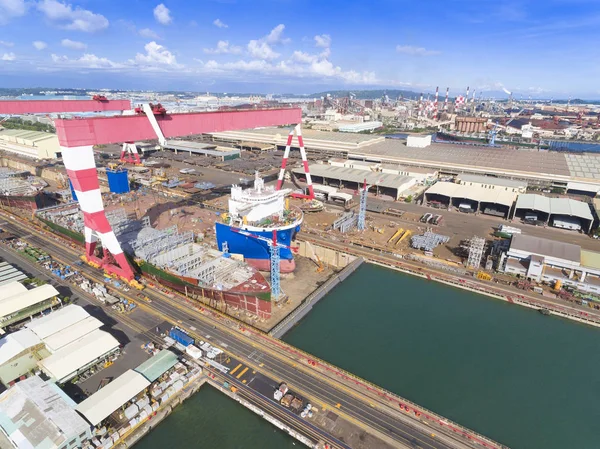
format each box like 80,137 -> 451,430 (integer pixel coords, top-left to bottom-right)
0,216 -> 499,449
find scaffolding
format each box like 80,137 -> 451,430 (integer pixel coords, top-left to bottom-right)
271,245 -> 281,300
357,182 -> 367,231
466,236 -> 486,269
332,212 -> 358,233
410,231 -> 450,252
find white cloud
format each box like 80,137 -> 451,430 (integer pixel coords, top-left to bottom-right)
33,41 -> 48,50
265,24 -> 289,44
204,40 -> 242,55
139,28 -> 160,39
0,0 -> 27,24
61,38 -> 86,50
132,41 -> 180,67
2,52 -> 16,61
153,3 -> 172,25
245,24 -> 291,60
314,34 -> 331,48
37,0 -> 109,32
247,40 -> 279,60
51,52 -> 122,68
213,18 -> 228,28
396,45 -> 440,56
0,40 -> 14,47
292,50 -> 317,64
201,57 -> 376,85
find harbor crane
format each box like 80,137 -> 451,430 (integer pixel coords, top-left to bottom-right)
231,228 -> 298,300
0,98 -> 300,283
488,107 -> 527,146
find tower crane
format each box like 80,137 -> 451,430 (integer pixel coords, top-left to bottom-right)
231,228 -> 299,300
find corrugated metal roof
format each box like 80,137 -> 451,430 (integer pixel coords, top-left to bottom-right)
0,284 -> 58,319
134,349 -> 178,382
509,234 -> 581,263
458,173 -> 527,189
0,128 -> 56,143
38,330 -> 119,383
294,164 -> 413,190
0,376 -> 89,449
515,194 -> 593,220
0,280 -> 27,300
43,316 -> 103,353
0,328 -> 42,365
425,182 -> 517,207
76,369 -> 150,426
26,304 -> 89,339
580,250 -> 600,270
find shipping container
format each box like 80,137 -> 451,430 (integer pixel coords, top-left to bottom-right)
169,328 -> 194,347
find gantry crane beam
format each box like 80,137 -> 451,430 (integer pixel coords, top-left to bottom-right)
54,108 -> 302,147
0,99 -> 131,115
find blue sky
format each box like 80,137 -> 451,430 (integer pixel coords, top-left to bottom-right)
1,0 -> 599,98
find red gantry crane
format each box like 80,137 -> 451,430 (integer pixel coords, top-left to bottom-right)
0,98 -> 301,283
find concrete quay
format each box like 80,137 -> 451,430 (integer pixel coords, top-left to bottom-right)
297,233 -> 600,329
269,257 -> 364,338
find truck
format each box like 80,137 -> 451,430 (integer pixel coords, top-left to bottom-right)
169,328 -> 194,347
274,382 -> 289,401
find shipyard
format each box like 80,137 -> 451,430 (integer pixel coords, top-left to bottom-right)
2,32 -> 600,449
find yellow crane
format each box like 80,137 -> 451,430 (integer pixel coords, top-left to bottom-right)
397,230 -> 411,245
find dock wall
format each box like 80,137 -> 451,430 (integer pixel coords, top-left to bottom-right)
270,257 -> 364,338
296,240 -> 357,268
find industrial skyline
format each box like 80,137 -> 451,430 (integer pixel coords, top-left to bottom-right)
1,0 -> 599,98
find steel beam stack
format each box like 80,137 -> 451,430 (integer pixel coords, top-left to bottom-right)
410,231 -> 450,252
466,236 -> 486,269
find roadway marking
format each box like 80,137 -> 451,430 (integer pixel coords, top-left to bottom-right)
236,367 -> 249,379
229,363 -> 242,376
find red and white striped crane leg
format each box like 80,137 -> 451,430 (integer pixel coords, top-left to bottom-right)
295,124 -> 314,199
275,129 -> 295,191
61,144 -> 135,280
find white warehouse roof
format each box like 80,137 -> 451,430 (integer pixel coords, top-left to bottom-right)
509,234 -> 581,264
0,280 -> 27,300
515,194 -> 593,221
426,182 -> 517,207
38,329 -> 119,383
296,164 -> 414,190
0,328 -> 42,365
76,369 -> 150,426
458,173 -> 527,189
26,304 -> 89,339
43,316 -> 103,353
0,284 -> 59,320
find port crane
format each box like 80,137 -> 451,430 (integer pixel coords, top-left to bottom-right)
488,107 -> 527,146
231,228 -> 298,300
0,98 -> 300,283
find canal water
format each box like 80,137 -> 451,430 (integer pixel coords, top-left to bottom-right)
135,386 -> 297,449
137,263 -> 600,449
284,264 -> 600,449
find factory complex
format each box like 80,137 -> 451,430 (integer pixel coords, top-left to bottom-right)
503,234 -> 600,295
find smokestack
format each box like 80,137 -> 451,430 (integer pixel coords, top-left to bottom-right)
434,87 -> 439,119
466,86 -> 470,102
444,87 -> 449,111
471,89 -> 476,103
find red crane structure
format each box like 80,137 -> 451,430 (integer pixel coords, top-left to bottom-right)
0,99 -> 301,283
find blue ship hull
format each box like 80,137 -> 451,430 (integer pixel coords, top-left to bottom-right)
215,222 -> 301,271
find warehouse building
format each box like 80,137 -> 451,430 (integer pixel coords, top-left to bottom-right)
0,282 -> 60,330
0,305 -> 118,386
0,129 -> 60,159
503,234 -> 600,294
424,181 -> 517,218
0,375 -> 91,449
134,349 -> 178,382
293,164 -> 416,200
512,194 -> 594,232
76,369 -> 150,427
456,173 -> 527,194
0,261 -> 27,286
